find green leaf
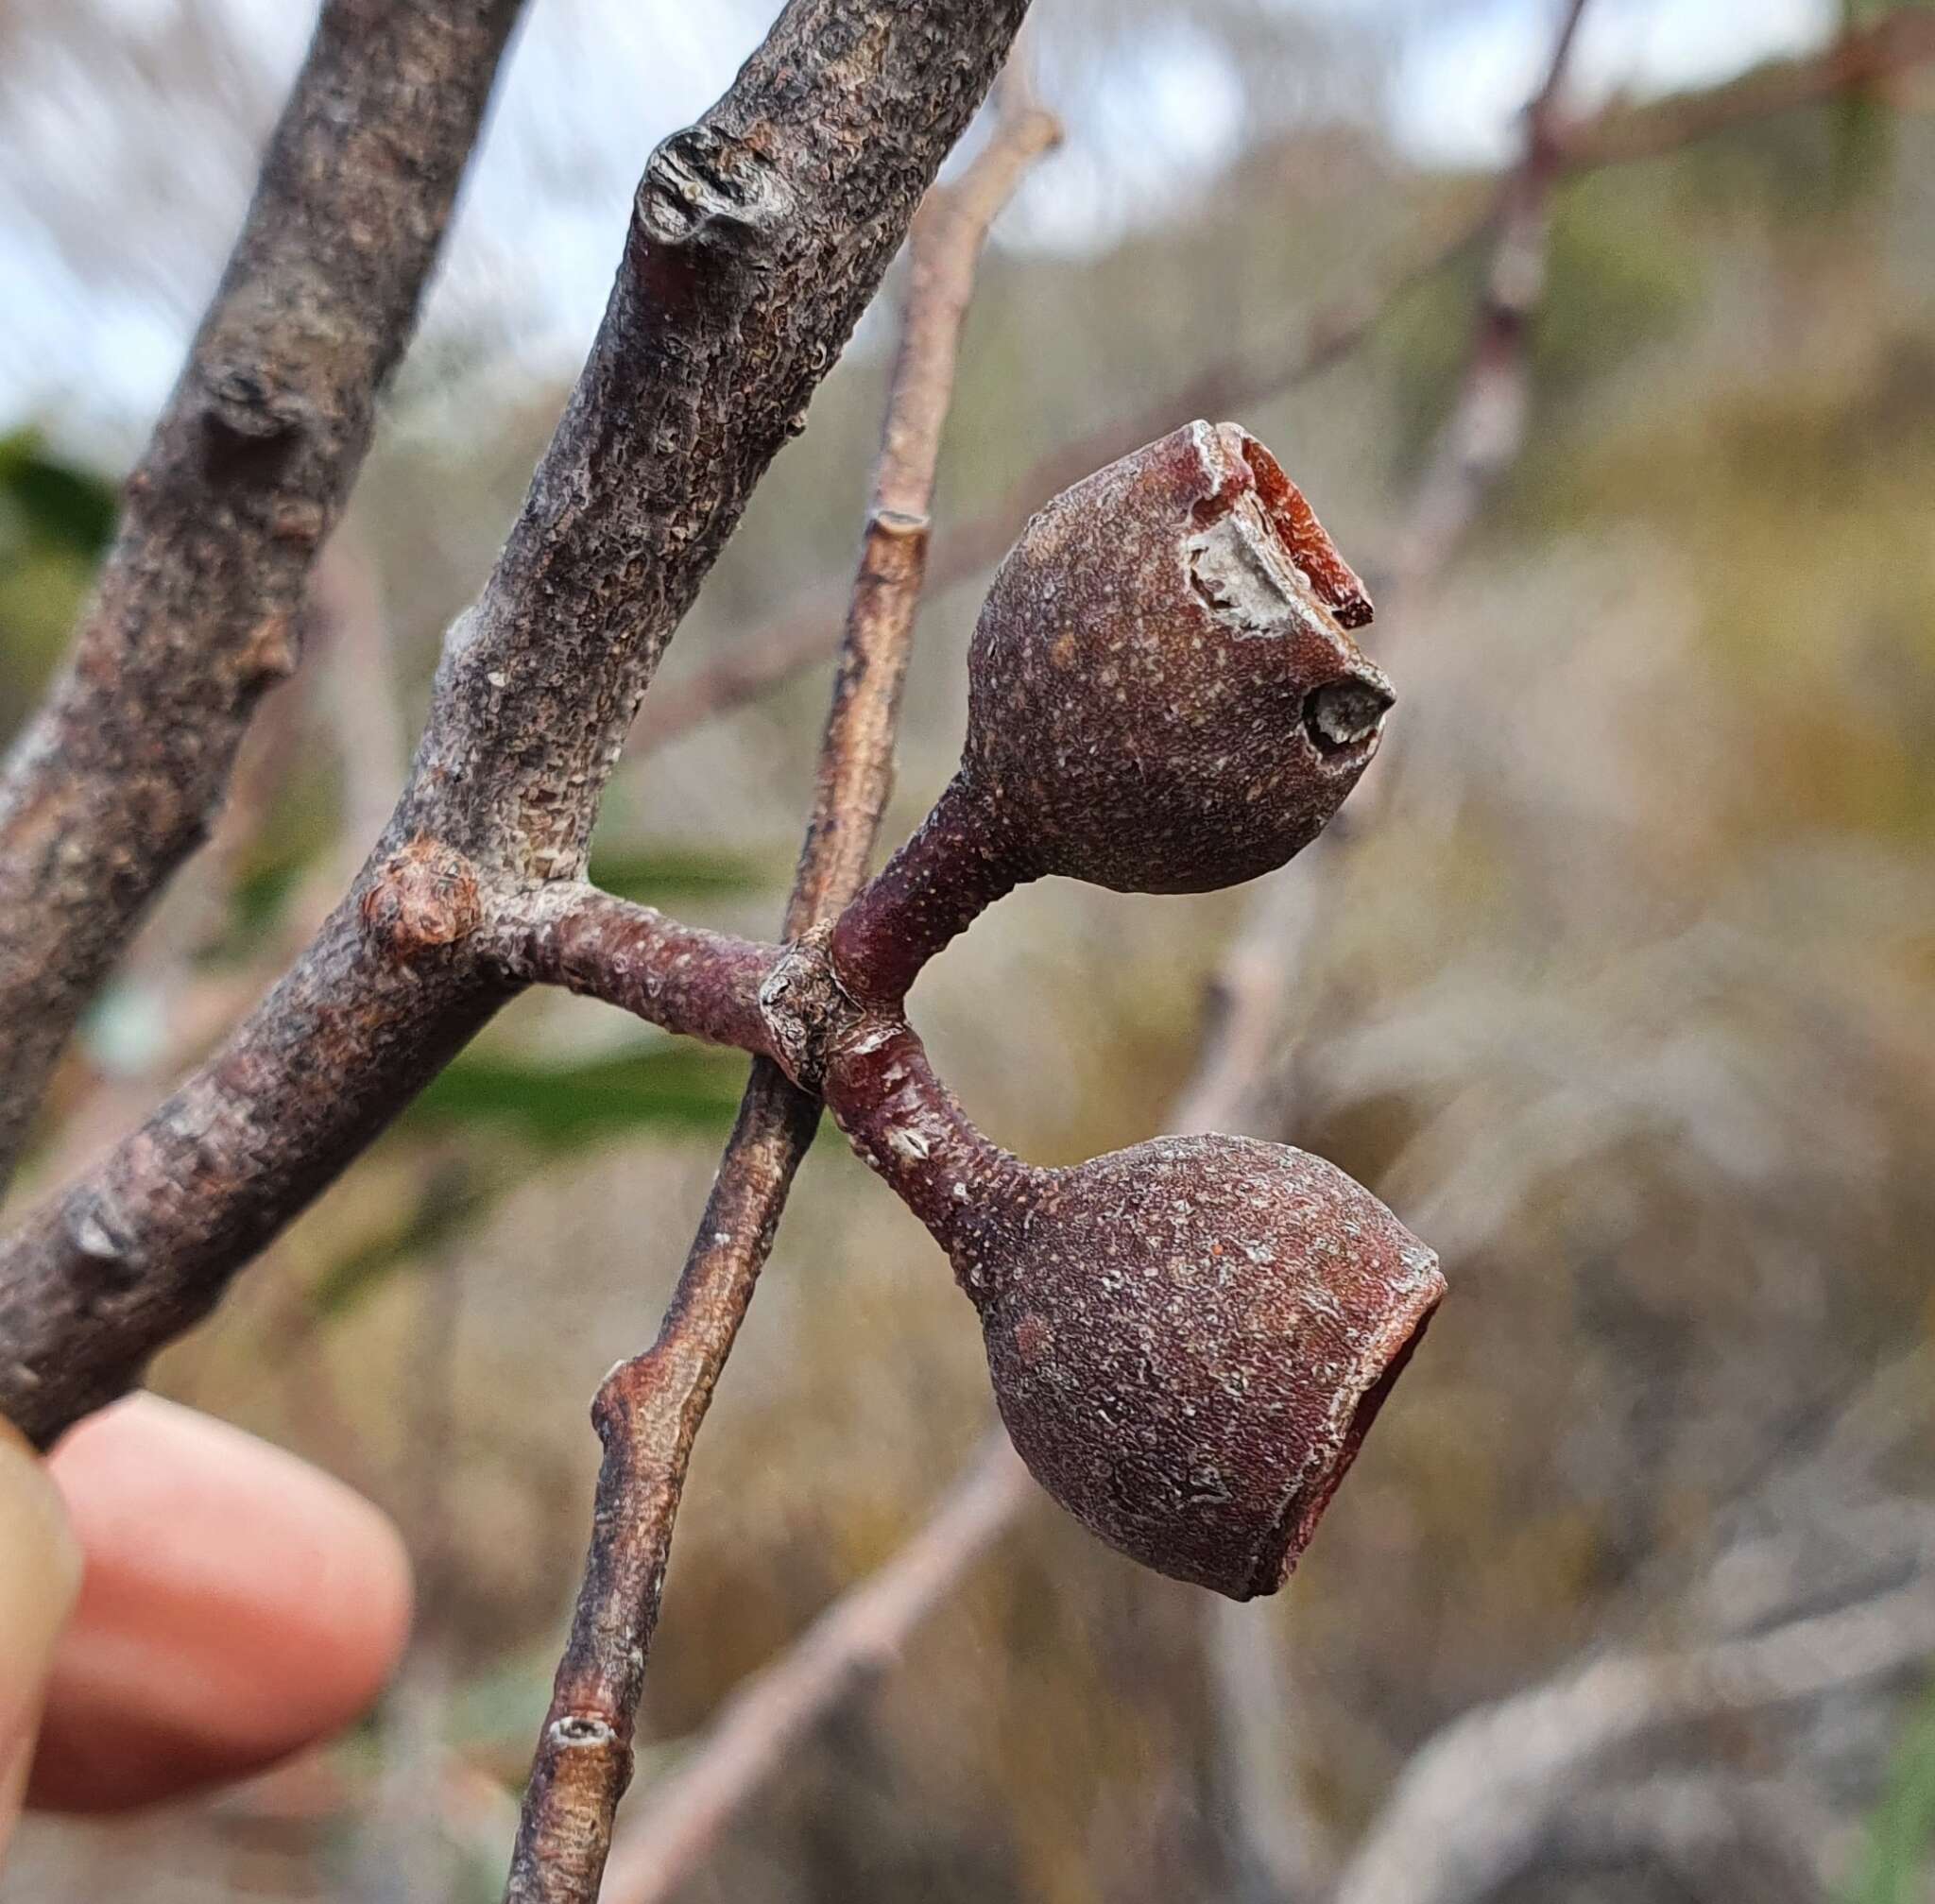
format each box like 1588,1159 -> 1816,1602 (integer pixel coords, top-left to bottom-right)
586,843 -> 777,904
0,428 -> 118,557
404,1041 -> 746,1152
1847,1684 -> 1935,1904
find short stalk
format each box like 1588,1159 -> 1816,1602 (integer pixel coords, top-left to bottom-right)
829,774 -> 1027,1011
493,885 -> 780,1059
820,1016 -> 1032,1258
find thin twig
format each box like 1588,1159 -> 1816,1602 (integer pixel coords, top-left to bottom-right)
1241,0 -> 1594,1051
1330,1577 -> 1935,1904
1555,5 -> 1935,170
1191,11 -> 1595,1895
1390,0 -> 1588,600
0,0 -> 526,1187
598,1435 -> 1033,1904
499,84 -> 1059,1904
0,0 -> 1033,1451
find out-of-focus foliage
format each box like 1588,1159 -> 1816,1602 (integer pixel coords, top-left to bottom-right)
0,427 -> 114,729
1850,1690 -> 1935,1904
406,1042 -> 747,1154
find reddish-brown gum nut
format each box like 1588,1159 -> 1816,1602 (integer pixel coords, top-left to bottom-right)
964,420 -> 1392,895
954,1134 -> 1443,1599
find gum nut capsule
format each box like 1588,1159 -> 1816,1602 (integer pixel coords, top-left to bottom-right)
953,1133 -> 1443,1599
964,420 -> 1393,895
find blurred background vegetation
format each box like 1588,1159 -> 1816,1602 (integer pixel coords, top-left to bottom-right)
5,1 -> 1935,1900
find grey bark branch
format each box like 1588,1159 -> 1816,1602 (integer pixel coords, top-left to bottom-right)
0,0 -> 1032,1452
0,0 -> 527,1187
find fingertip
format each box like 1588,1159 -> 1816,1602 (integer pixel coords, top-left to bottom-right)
29,1395 -> 414,1811
0,1420 -> 82,1847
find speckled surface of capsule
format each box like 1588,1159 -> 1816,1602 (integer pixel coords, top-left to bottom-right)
963,420 -> 1392,894
953,1132 -> 1444,1600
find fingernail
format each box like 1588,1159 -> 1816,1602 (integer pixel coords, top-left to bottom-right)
0,1421 -> 82,1812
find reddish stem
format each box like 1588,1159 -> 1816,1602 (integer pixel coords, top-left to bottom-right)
494,886 -> 780,1059
829,773 -> 1027,1011
821,1016 -> 1033,1257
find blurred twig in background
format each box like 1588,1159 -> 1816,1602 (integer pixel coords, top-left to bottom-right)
629,218 -> 1482,755
1195,2 -> 1596,1889
598,1436 -> 1034,1904
1555,4 -> 1935,171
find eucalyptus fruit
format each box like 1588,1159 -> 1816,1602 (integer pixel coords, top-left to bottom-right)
832,420 -> 1393,1008
960,1135 -> 1441,1599
821,1022 -> 1443,1600
967,418 -> 1389,894
774,421 -> 1433,1598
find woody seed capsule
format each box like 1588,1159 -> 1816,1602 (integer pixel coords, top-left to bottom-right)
823,1018 -> 1445,1604
831,421 -> 1393,1009
954,1132 -> 1442,1599
969,418 -> 1388,895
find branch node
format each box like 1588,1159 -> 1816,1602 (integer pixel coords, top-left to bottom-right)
66,1195 -> 136,1276
868,507 -> 931,540
199,364 -> 308,444
239,611 -> 300,686
633,126 -> 791,258
359,837 -> 484,961
548,1716 -> 618,1750
756,925 -> 853,1090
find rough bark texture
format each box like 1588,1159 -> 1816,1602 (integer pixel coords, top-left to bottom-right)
499,79 -> 1047,1904
0,0 -> 527,1185
0,0 -> 1033,1451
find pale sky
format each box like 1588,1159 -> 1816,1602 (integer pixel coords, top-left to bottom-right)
0,0 -> 1836,451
